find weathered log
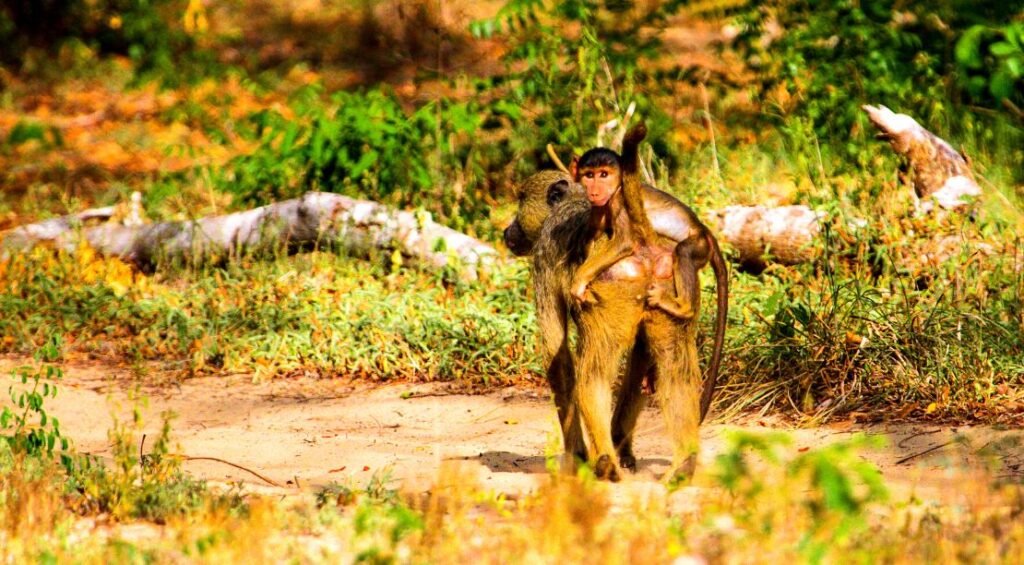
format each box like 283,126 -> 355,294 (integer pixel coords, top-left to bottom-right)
713,205 -> 824,271
1,192 -> 499,280
863,104 -> 981,212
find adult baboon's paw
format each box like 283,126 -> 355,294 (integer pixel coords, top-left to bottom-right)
594,454 -> 622,482
619,452 -> 637,473
665,454 -> 697,489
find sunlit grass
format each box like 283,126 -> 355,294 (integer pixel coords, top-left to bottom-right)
0,246 -> 539,385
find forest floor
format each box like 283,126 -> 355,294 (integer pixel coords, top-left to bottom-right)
3,355 -> 1020,509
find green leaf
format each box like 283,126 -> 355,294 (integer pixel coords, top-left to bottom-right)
1007,57 -> 1023,79
1006,23 -> 1023,48
990,41 -> 1019,57
990,69 -> 1015,99
967,75 -> 988,97
956,26 -> 988,70
349,149 -> 379,179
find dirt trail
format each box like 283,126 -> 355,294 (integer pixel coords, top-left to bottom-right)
2,357 -> 1020,504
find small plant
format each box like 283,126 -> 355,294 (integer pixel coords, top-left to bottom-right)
712,431 -> 889,563
0,334 -> 70,467
64,399 -> 229,522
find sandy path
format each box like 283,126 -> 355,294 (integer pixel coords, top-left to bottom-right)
2,357 -> 1020,504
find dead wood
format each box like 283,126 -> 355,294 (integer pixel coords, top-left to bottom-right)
1,192 -> 498,280
863,104 -> 982,213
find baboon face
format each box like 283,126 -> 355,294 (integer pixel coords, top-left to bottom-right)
578,165 -> 621,207
503,170 -> 580,256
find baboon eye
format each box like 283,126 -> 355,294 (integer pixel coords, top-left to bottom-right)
546,180 -> 568,205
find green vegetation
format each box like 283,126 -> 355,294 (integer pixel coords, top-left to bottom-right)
0,247 -> 537,384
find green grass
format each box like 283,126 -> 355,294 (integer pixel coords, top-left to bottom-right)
0,247 -> 539,385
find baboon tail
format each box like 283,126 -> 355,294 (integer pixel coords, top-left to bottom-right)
620,122 -> 655,244
699,232 -> 728,423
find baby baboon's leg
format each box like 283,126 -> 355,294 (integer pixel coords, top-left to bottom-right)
644,313 -> 701,485
575,289 -> 645,482
612,328 -> 651,473
647,235 -> 709,320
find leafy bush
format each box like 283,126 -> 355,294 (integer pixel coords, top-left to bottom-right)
732,0 -> 1024,156
717,215 -> 1024,420
957,21 -> 1024,107
471,0 -> 681,165
220,86 -> 498,235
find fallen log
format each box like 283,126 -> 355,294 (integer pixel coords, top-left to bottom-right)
1,192 -> 499,280
713,204 -> 824,271
709,105 -> 984,269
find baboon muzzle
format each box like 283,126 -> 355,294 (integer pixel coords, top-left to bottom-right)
503,222 -> 532,256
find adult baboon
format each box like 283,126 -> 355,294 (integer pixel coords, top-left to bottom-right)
503,135 -> 728,481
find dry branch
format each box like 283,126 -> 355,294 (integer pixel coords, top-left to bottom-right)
1,192 -> 499,280
710,106 -> 984,268
4,106 -> 982,273
863,104 -> 982,212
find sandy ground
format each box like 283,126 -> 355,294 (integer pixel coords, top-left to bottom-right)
1,356 -> 1021,506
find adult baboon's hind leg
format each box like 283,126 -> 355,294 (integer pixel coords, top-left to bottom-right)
644,313 -> 701,485
612,328 -> 651,473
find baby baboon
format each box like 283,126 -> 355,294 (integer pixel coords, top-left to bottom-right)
568,123 -> 656,304
569,127 -> 727,420
571,124 -> 699,481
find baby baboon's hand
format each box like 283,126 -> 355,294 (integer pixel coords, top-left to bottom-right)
645,283 -> 667,307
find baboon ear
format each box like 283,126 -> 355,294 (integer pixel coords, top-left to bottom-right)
546,180 -> 569,206
568,155 -> 580,179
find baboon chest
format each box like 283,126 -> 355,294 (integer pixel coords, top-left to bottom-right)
593,244 -> 675,283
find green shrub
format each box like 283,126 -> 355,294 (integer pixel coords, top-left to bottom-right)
732,0 -> 1024,159
220,86 -> 500,235
956,21 -> 1024,107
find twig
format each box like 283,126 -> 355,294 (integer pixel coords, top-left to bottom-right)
699,82 -> 723,191
895,440 -> 955,465
1003,98 -> 1024,120
897,428 -> 941,449
177,455 -> 283,488
546,144 -> 570,173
